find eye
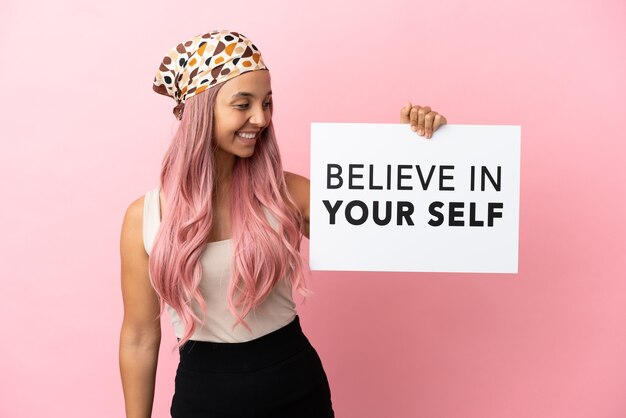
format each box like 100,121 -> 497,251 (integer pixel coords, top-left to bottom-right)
235,103 -> 249,109
263,101 -> 273,109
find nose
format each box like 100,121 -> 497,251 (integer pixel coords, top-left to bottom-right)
249,104 -> 268,127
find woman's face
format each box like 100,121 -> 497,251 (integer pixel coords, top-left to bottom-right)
213,70 -> 273,159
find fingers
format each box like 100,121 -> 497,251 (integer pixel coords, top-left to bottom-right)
424,110 -> 447,139
424,111 -> 438,139
433,114 -> 447,133
400,102 -> 412,124
409,105 -> 420,132
401,102 -> 448,138
416,106 -> 431,137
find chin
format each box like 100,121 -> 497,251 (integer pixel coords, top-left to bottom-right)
237,149 -> 256,159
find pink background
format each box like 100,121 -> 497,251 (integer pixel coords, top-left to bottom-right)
1,0 -> 625,417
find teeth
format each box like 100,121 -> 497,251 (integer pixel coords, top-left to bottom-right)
237,132 -> 256,139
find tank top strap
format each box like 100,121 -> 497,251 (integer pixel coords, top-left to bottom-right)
143,186 -> 161,256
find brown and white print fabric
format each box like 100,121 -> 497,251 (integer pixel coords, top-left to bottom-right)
153,29 -> 268,119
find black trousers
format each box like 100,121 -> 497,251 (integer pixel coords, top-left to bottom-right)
170,315 -> 335,418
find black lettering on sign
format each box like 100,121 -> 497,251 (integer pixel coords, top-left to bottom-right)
416,165 -> 436,190
397,165 -> 412,190
439,165 -> 455,191
469,202 -> 484,227
397,201 -> 415,226
348,164 -> 364,190
481,166 -> 501,191
369,165 -> 383,190
345,200 -> 368,225
428,202 -> 504,227
488,202 -> 503,226
449,202 -> 464,226
323,200 -> 343,224
327,164 -> 343,189
428,201 -> 445,226
373,201 -> 392,225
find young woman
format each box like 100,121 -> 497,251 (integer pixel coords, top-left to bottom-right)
119,29 -> 446,418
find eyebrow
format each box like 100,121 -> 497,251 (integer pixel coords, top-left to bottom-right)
231,90 -> 272,99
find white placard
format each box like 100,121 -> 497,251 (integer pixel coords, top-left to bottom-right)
310,123 -> 521,273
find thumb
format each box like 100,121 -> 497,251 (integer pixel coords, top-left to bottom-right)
400,102 -> 412,123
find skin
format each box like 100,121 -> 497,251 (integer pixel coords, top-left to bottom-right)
119,69 -> 446,418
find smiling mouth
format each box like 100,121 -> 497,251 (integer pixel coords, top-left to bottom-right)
236,131 -> 259,143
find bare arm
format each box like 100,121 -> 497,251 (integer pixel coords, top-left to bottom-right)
119,197 -> 162,418
285,172 -> 310,239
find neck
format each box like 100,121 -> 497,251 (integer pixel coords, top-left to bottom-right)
214,148 -> 235,195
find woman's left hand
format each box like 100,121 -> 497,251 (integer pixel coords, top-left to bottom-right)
400,103 -> 447,139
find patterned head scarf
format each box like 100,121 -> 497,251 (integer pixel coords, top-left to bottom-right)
153,30 -> 268,119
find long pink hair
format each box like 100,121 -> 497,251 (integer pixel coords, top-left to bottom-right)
148,80 -> 309,348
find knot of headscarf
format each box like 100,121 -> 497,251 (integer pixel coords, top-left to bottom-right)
153,30 -> 268,119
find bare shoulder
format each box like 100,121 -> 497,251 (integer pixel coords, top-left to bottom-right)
126,195 -> 146,221
284,171 -> 310,238
284,171 -> 310,211
120,195 -> 150,283
284,171 -> 310,188
121,196 -> 147,255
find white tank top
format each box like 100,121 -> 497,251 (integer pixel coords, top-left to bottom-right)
142,187 -> 297,342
